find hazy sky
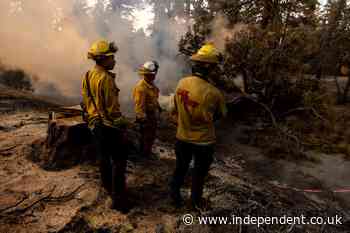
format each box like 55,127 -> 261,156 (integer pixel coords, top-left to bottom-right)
86,0 -> 153,32
131,4 -> 154,32
87,0 -> 328,32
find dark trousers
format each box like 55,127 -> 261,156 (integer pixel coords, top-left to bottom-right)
139,121 -> 157,157
92,123 -> 127,201
171,140 -> 214,204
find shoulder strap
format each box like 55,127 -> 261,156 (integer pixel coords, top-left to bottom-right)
85,71 -> 102,119
85,72 -> 115,122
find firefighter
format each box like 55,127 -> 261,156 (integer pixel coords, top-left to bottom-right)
132,61 -> 161,158
82,39 -> 130,212
170,43 -> 227,208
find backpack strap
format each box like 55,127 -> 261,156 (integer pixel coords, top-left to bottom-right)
85,71 -> 102,120
85,71 -> 114,122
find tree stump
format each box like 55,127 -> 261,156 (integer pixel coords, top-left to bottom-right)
32,116 -> 96,170
30,112 -> 141,170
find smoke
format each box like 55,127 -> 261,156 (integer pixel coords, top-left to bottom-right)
0,0 -> 189,111
207,14 -> 248,51
0,1 -> 90,101
108,15 -> 190,111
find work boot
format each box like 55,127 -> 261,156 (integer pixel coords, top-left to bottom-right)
111,196 -> 132,214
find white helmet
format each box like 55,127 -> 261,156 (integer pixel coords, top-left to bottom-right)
138,61 -> 159,75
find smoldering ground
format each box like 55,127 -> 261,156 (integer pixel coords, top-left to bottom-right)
0,0 -> 189,110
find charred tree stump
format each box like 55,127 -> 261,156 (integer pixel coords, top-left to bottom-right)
30,111 -> 141,170
41,116 -> 96,170
46,117 -> 96,168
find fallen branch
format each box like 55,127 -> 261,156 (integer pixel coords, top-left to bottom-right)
0,194 -> 29,213
1,183 -> 86,216
0,146 -> 17,154
48,183 -> 86,202
6,186 -> 57,215
310,107 -> 329,123
236,96 -> 303,151
280,107 -> 312,118
280,107 -> 328,123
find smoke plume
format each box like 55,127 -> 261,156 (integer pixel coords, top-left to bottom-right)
207,14 -> 248,51
0,0 -> 189,112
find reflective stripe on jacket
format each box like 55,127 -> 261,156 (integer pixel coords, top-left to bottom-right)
132,78 -> 160,121
173,75 -> 227,145
82,65 -> 122,128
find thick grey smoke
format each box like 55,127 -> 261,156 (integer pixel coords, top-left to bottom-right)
0,0 -> 92,102
0,0 -> 189,110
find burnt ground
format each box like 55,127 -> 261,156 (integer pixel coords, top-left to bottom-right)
0,90 -> 350,232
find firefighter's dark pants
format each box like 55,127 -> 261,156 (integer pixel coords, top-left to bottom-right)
170,140 -> 214,204
139,120 -> 157,157
92,123 -> 127,205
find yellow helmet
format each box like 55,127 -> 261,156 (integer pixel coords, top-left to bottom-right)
190,43 -> 220,64
87,40 -> 118,59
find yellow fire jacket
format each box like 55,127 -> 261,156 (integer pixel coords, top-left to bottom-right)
82,65 -> 123,128
132,78 -> 160,121
173,75 -> 227,145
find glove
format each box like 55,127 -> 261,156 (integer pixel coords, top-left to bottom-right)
113,116 -> 130,129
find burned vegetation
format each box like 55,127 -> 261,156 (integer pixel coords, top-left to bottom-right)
179,0 -> 350,159
1,0 -> 350,233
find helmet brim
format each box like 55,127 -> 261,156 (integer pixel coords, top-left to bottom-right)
104,52 -> 115,57
138,70 -> 157,75
87,52 -> 115,60
190,54 -> 219,64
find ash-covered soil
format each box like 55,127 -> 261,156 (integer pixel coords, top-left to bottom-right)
0,92 -> 350,233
